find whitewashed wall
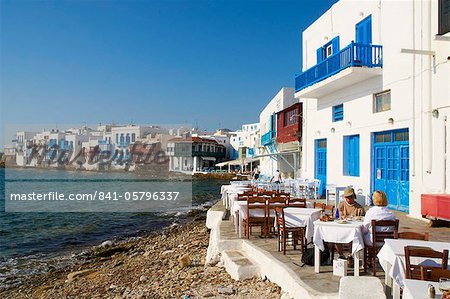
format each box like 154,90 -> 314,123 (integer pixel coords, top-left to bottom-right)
298,0 -> 450,218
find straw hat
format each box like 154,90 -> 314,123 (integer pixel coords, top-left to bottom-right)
373,190 -> 388,206
343,187 -> 355,198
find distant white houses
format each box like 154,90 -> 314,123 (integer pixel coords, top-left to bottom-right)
294,0 -> 450,218
167,136 -> 226,174
229,123 -> 260,161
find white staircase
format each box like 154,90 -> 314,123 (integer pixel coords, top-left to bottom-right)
221,250 -> 260,280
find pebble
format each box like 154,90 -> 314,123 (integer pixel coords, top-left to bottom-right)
178,254 -> 192,268
218,286 -> 234,295
162,250 -> 175,255
139,275 -> 148,282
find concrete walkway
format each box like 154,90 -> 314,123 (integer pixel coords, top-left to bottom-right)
205,200 -> 449,299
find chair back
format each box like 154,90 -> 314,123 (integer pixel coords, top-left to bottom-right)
258,191 -> 274,197
371,219 -> 399,247
314,202 -> 326,210
288,198 -> 307,208
246,196 -> 267,219
404,246 -> 449,279
323,204 -> 335,216
420,266 -> 450,281
275,207 -> 286,232
268,196 -> 286,216
395,231 -> 429,241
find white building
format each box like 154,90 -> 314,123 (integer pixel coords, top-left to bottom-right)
258,87 -> 297,178
295,0 -> 450,217
167,136 -> 226,174
230,123 -> 260,160
14,131 -> 38,166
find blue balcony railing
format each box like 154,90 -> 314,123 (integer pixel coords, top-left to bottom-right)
261,130 -> 276,146
295,42 -> 383,92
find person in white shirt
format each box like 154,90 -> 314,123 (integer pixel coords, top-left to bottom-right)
363,190 -> 396,246
269,170 -> 282,184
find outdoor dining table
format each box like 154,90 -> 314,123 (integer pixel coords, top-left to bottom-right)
275,207 -> 321,241
313,219 -> 365,275
377,238 -> 450,299
231,201 -> 314,238
221,185 -> 251,210
402,279 -> 447,299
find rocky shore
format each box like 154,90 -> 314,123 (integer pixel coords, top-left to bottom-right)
1,219 -> 281,299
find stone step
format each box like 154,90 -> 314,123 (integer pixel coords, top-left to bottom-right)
221,250 -> 259,280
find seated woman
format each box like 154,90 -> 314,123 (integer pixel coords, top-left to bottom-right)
362,190 -> 396,246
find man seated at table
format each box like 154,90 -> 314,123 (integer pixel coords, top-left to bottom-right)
336,187 -> 365,259
338,187 -> 365,218
362,190 -> 396,246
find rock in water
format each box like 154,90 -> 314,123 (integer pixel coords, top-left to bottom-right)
178,254 -> 192,268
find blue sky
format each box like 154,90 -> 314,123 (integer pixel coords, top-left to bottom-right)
0,0 -> 336,147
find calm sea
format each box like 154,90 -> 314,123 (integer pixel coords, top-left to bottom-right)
0,168 -> 227,289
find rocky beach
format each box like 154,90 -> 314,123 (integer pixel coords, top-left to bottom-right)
1,218 -> 282,299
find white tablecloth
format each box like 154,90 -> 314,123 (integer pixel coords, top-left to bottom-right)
313,219 -> 364,255
281,207 -> 322,241
378,239 -> 450,287
403,279 -> 446,299
220,185 -> 251,209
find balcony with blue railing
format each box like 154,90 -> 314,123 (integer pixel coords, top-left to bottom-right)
295,42 -> 383,96
261,130 -> 276,146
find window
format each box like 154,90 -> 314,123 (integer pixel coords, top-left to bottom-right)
332,104 -> 344,122
317,36 -> 340,62
438,0 -> 450,35
325,44 -> 333,58
284,108 -> 298,126
343,135 -> 360,176
131,133 -> 136,142
373,90 -> 391,113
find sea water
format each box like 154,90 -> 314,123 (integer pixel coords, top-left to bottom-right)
0,168 -> 227,289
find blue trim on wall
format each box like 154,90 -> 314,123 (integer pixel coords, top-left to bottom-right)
332,104 -> 344,122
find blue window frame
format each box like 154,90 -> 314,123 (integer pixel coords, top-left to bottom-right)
343,134 -> 360,176
332,104 -> 344,122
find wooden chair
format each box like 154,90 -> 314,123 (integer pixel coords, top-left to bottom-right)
364,219 -> 399,276
275,207 -> 306,255
313,202 -> 326,210
395,231 -> 429,241
420,266 -> 450,281
287,198 -> 307,208
267,196 -> 287,236
242,197 -> 267,239
323,204 -> 335,217
404,246 -> 449,280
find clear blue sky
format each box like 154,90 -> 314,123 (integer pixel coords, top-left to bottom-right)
0,0 -> 336,147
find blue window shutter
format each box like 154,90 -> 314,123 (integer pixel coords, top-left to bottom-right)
333,104 -> 344,122
343,135 -> 360,177
331,36 -> 340,53
355,135 -> 360,176
317,47 -> 323,63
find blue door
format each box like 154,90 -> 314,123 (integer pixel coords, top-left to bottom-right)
356,15 -> 372,44
315,139 -> 327,197
355,15 -> 372,65
372,129 -> 409,211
